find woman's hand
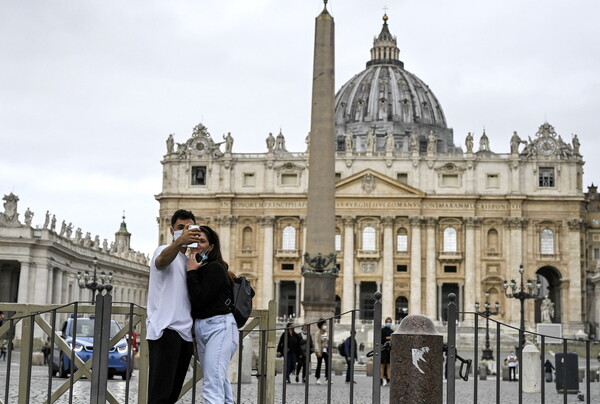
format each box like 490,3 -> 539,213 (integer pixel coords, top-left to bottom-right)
187,248 -> 202,271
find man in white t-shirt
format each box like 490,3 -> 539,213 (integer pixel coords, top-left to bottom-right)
506,351 -> 518,381
146,209 -> 202,404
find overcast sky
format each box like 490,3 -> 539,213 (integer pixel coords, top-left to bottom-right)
1,0 -> 599,256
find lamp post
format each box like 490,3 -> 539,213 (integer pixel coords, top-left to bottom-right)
77,256 -> 113,303
474,293 -> 500,360
503,264 -> 541,353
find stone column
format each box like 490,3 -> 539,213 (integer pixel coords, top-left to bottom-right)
566,219 -> 583,323
464,218 -> 476,322
45,265 -> 53,304
33,263 -> 50,305
425,217 -> 437,318
52,268 -> 63,304
505,217 -> 525,325
17,261 -> 30,303
355,282 -> 361,312
217,215 -> 235,263
342,217 -> 355,313
390,315 -> 443,403
260,216 -> 275,308
382,216 -> 395,319
409,217 -> 422,315
295,281 -> 301,318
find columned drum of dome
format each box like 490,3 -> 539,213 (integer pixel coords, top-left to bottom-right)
334,15 -> 456,154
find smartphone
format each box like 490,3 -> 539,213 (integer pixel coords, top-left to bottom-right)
186,224 -> 200,248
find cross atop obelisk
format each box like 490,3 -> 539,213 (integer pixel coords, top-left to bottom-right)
301,3 -> 338,322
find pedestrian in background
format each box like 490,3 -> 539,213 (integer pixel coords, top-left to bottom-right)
344,334 -> 358,384
544,359 -> 555,382
506,351 -> 518,381
314,319 -> 330,384
295,324 -> 314,383
277,322 -> 301,383
380,317 -> 393,386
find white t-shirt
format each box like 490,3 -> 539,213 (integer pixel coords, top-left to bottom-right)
146,245 -> 193,341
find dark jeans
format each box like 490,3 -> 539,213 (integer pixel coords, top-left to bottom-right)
345,358 -> 354,382
508,366 -> 517,381
295,353 -> 310,380
147,328 -> 193,404
315,352 -> 329,380
285,352 -> 297,379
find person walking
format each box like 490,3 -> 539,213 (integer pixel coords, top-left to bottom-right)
41,342 -> 51,365
187,225 -> 239,404
314,320 -> 330,384
295,325 -> 314,383
380,317 -> 393,386
146,209 -> 200,404
544,359 -> 555,382
277,323 -> 301,383
506,351 -> 518,381
344,335 -> 358,384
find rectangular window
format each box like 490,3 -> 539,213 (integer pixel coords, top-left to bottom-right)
539,167 -> 555,187
444,265 -> 457,273
594,248 -> 600,259
335,173 -> 342,182
243,173 -> 255,186
396,264 -> 408,272
397,173 -> 408,184
486,174 -> 499,188
442,174 -> 459,187
191,166 -> 206,185
281,264 -> 294,271
281,173 -> 298,186
335,234 -> 342,252
397,234 -> 408,252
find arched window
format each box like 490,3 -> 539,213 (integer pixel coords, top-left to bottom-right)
540,229 -> 554,254
396,227 -> 408,253
362,226 -> 376,251
443,227 -> 457,252
395,296 -> 409,322
242,226 -> 253,251
487,229 -> 499,253
282,226 -> 296,250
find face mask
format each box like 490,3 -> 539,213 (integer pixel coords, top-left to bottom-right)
302,330 -> 307,335
322,325 -> 327,331
173,230 -> 183,240
385,323 -> 392,328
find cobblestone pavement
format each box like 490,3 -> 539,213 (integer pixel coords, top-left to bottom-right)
2,358 -> 600,403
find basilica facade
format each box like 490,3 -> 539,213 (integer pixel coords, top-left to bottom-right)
157,16 -> 589,336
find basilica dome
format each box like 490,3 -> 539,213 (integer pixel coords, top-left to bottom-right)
334,15 -> 456,153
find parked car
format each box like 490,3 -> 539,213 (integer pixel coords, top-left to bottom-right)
52,317 -> 132,380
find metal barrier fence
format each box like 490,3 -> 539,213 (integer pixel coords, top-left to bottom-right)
0,291 -> 277,404
446,293 -> 598,404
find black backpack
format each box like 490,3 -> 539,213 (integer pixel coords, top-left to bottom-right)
226,276 -> 256,329
338,340 -> 347,357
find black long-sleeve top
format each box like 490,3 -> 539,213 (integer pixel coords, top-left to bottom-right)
186,261 -> 233,319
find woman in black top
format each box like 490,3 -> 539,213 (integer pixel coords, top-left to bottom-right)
187,225 -> 237,404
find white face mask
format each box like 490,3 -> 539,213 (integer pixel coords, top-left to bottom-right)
173,229 -> 183,240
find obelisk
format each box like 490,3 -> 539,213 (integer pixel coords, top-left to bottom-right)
301,1 -> 337,322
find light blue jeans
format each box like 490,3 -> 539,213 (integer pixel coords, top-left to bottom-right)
194,313 -> 239,404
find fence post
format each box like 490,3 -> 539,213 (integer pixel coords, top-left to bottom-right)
372,292 -> 382,404
90,287 -> 112,404
18,310 -> 33,404
446,293 -> 457,404
390,314 -> 443,403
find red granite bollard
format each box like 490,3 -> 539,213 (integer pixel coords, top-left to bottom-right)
390,314 -> 443,404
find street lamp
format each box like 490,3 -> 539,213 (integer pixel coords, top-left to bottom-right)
474,292 -> 500,360
77,256 -> 113,303
503,264 -> 541,353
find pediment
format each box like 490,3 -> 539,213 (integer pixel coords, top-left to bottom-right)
335,169 -> 425,197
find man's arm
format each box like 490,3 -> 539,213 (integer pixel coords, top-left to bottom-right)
155,226 -> 201,269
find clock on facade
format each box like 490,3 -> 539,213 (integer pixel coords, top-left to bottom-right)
538,137 -> 557,156
191,138 -> 209,155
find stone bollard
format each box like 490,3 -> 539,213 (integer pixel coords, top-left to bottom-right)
522,343 -> 541,393
390,315 -> 443,404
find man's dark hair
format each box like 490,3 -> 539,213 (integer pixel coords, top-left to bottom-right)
170,210 -> 196,227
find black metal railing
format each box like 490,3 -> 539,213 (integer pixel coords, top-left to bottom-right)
446,293 -> 598,404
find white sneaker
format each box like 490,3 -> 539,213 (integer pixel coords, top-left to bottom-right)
316,378 -> 322,384
382,379 -> 387,386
